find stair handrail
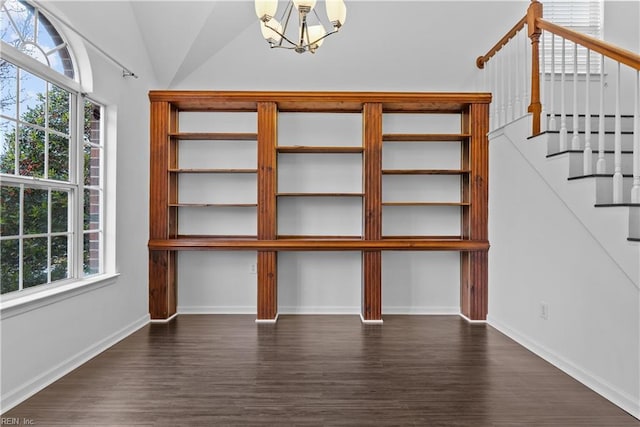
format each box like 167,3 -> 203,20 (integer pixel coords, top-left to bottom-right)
476,15 -> 526,70
477,0 -> 640,136
537,19 -> 640,72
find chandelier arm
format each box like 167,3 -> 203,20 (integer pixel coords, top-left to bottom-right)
279,1 -> 295,47
299,11 -> 308,48
264,21 -> 300,47
307,28 -> 339,47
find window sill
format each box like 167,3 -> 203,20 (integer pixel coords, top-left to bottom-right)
0,273 -> 120,320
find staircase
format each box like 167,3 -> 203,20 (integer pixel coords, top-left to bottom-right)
494,114 -> 639,285
479,1 -> 640,419
544,114 -> 640,240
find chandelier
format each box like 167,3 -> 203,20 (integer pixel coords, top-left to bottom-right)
254,0 -> 347,54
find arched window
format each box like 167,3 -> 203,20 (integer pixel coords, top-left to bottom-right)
1,0 -> 75,78
1,0 -> 106,296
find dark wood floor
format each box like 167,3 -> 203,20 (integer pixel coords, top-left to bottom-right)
5,315 -> 639,426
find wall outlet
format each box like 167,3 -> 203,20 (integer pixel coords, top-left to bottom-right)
250,263 -> 257,274
540,302 -> 549,320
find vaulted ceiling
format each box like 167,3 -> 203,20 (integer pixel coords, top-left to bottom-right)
129,1 -> 255,87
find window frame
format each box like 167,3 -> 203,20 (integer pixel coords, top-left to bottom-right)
541,0 -> 604,75
0,3 -> 115,306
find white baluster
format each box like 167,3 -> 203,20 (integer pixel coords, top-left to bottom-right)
493,59 -> 500,129
583,49 -> 592,175
632,70 -> 640,203
571,42 -> 580,150
514,32 -> 522,119
559,38 -> 568,151
613,62 -> 623,204
596,55 -> 606,174
507,41 -> 514,122
549,33 -> 557,130
523,29 -> 530,114
540,31 -> 547,131
500,54 -> 507,126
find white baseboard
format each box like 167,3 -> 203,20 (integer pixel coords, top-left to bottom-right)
278,306 -> 360,315
149,312 -> 178,323
384,306 -> 460,315
459,313 -> 487,324
359,313 -> 383,324
255,313 -> 279,324
177,306 -> 255,315
487,315 -> 640,420
0,313 -> 149,414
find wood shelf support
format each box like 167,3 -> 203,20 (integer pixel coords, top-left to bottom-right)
460,103 -> 489,321
257,102 -> 279,321
363,103 -> 383,322
149,101 -> 178,320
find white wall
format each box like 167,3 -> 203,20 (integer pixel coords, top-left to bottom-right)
0,1 -> 156,412
173,1 -> 526,315
2,0 -> 638,417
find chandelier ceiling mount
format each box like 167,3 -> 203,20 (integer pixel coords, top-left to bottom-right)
254,0 -> 347,54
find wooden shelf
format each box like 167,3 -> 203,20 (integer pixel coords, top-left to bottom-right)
170,203 -> 257,207
168,168 -> 257,173
382,201 -> 469,207
383,133 -> 470,142
277,192 -> 364,197
177,234 -> 258,239
382,235 -> 463,240
149,238 -> 490,252
169,132 -> 257,140
277,146 -> 364,154
149,91 -> 490,322
277,235 -> 363,240
382,169 -> 470,175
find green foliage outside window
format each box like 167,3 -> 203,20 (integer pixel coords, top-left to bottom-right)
0,64 -> 100,294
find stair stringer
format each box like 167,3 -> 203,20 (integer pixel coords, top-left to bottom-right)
500,116 -> 639,288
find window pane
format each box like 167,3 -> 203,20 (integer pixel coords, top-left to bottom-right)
83,232 -> 100,275
0,184 -> 20,236
0,239 -> 19,294
23,236 -> 47,288
0,118 -> 17,174
48,84 -> 70,135
23,187 -> 47,235
50,235 -> 68,281
1,60 -> 17,119
19,124 -> 45,177
19,70 -> 46,127
84,100 -> 101,146
49,133 -> 69,181
84,144 -> 100,186
2,1 -> 34,47
84,188 -> 100,230
0,7 -> 21,47
51,190 -> 68,233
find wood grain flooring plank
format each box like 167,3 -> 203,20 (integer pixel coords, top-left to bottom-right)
5,315 -> 638,427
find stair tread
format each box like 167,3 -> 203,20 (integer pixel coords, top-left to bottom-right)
595,203 -> 640,208
549,113 -> 635,118
543,130 -> 635,135
547,150 -> 633,158
568,174 -> 634,180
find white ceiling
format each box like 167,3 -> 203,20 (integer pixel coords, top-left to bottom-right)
129,1 -> 256,87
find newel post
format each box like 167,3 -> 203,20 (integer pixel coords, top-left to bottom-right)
527,0 -> 543,135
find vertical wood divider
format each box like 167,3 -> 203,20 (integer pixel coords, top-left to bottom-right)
460,103 -> 490,321
362,103 -> 383,322
257,102 -> 278,320
149,101 -> 177,320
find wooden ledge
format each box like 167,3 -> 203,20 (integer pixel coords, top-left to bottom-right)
148,238 -> 490,251
149,91 -> 492,113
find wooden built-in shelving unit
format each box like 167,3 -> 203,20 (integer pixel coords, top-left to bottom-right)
148,91 -> 491,323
